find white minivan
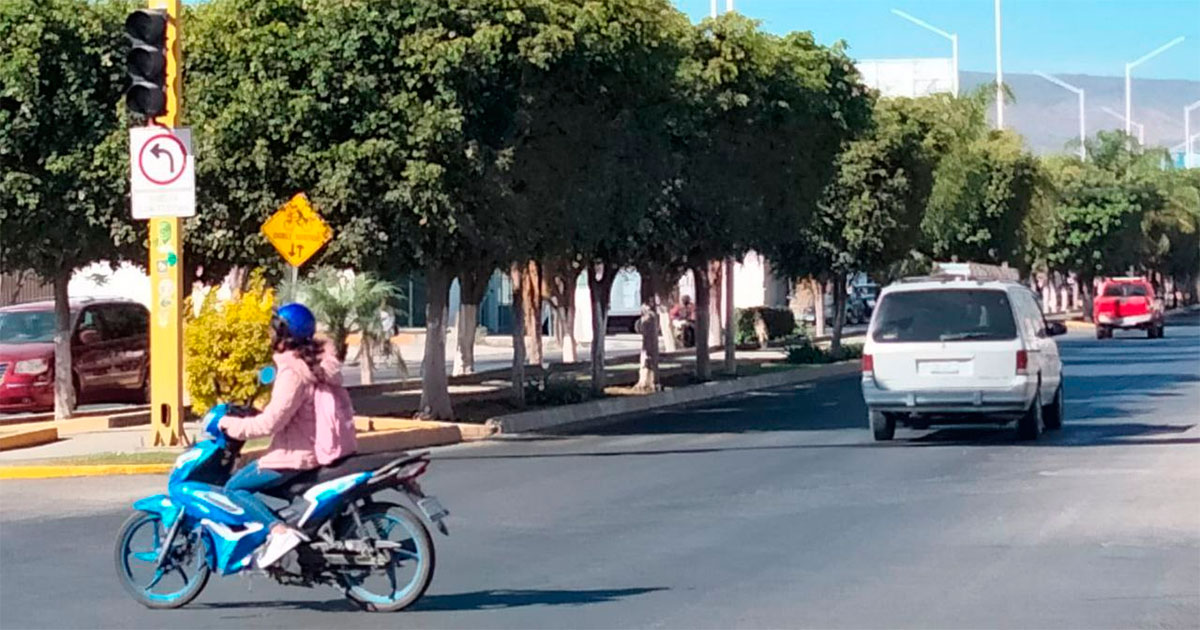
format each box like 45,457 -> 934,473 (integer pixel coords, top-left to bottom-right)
861,269 -> 1067,441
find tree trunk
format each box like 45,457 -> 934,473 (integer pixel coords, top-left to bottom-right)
419,266 -> 453,419
635,272 -> 661,392
360,335 -> 375,385
542,259 -> 579,364
693,264 -> 712,382
813,277 -> 827,339
587,263 -> 616,395
52,271 -> 76,420
509,263 -> 526,407
522,260 -> 543,367
452,266 -> 490,376
707,260 -> 723,348
830,272 -> 847,357
1080,276 -> 1095,322
724,257 -> 735,375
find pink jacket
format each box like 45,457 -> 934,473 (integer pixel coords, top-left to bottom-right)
220,344 -> 347,471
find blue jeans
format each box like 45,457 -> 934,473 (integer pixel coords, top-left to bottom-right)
224,461 -> 303,529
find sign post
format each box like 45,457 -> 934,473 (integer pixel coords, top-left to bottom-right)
143,0 -> 188,447
262,193 -> 333,281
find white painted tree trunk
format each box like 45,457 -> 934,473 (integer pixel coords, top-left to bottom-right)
452,303 -> 478,376
635,273 -> 661,392
707,260 -> 723,348
361,335 -> 375,385
587,265 -> 615,395
658,303 -> 677,353
560,304 -> 579,363
813,277 -> 827,339
509,264 -> 527,406
53,272 -> 75,420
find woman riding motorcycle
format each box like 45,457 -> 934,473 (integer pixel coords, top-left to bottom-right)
219,303 -> 357,567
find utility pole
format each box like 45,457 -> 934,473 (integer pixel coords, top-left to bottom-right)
1185,100 -> 1200,168
1125,37 -> 1185,138
1034,72 -> 1086,160
130,0 -> 187,446
994,0 -> 1003,129
891,9 -> 958,96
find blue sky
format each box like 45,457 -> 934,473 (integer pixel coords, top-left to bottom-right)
674,0 -> 1200,81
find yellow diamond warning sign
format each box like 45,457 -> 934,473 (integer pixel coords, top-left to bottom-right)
262,193 -> 332,267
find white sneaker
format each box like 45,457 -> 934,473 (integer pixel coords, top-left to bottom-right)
256,527 -> 308,568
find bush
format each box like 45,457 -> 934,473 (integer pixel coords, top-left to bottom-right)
184,270 -> 275,413
524,374 -> 593,406
735,307 -> 797,346
784,340 -> 863,364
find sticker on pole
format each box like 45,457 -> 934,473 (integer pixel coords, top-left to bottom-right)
129,127 -> 195,219
262,193 -> 332,267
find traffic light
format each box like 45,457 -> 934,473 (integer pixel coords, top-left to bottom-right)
124,9 -> 168,117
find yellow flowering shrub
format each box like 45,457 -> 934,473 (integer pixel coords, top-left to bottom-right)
184,269 -> 275,413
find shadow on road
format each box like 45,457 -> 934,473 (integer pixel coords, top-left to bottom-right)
415,587 -> 667,611
192,587 -> 666,614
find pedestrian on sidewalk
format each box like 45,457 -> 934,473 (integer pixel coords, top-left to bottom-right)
218,303 -> 358,568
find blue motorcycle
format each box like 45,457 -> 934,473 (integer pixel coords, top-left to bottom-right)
114,401 -> 450,612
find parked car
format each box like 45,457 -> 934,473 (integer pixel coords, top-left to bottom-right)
1092,277 -> 1165,339
802,290 -> 868,327
861,267 -> 1066,441
852,282 -> 880,316
0,298 -> 150,413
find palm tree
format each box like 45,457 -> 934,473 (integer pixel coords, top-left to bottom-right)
303,268 -> 404,385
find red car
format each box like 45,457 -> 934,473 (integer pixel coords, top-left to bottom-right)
0,298 -> 150,412
1093,277 -> 1165,339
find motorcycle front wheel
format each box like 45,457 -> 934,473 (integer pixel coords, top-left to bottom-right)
114,511 -> 211,609
335,502 -> 435,612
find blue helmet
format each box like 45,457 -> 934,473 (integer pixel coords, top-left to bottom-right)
273,303 -> 316,341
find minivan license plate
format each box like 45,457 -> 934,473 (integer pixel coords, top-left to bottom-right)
918,360 -> 970,376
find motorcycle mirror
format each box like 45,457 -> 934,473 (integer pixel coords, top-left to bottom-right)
258,365 -> 276,385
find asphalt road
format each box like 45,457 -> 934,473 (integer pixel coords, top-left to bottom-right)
2,313 -> 1197,629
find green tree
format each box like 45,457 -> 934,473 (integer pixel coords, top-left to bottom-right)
673,16 -> 871,380
800,97 -> 940,354
0,0 -> 140,417
300,268 -> 400,385
1035,132 -> 1167,317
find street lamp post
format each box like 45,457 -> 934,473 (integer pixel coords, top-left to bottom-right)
1125,36 -> 1185,136
995,0 -> 1003,128
1035,71 -> 1086,160
1185,100 -> 1200,168
710,0 -> 717,18
891,9 -> 958,96
1101,106 -> 1145,146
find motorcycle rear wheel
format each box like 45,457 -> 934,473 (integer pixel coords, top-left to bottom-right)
114,511 -> 211,609
335,502 -> 435,612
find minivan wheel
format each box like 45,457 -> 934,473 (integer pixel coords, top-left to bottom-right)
1042,385 -> 1064,430
1017,391 -> 1043,441
870,410 -> 896,441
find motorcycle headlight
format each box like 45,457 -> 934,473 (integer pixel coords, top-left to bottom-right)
14,358 -> 49,375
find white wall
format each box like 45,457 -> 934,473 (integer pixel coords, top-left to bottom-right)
69,262 -> 150,307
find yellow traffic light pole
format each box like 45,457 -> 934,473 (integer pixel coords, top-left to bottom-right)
148,0 -> 186,446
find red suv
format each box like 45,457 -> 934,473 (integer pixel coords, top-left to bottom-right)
0,298 -> 150,412
1093,277 -> 1165,339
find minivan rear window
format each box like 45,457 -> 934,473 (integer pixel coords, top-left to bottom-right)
872,289 -> 1017,343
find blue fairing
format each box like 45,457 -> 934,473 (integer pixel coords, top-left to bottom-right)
132,495 -> 182,529
170,482 -> 268,574
298,472 -> 373,528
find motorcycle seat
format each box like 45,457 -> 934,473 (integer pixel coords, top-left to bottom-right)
260,452 -> 408,500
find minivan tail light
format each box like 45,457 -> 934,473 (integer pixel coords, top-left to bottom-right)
1015,349 -> 1028,374
862,354 -> 874,374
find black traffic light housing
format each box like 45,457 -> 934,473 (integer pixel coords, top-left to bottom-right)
125,9 -> 168,117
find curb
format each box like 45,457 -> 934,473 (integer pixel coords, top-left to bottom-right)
0,427 -> 58,452
487,361 -> 862,434
0,463 -> 172,480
